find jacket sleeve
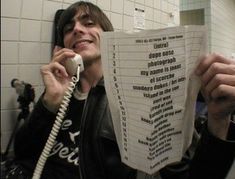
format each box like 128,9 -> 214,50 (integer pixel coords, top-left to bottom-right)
188,121 -> 235,179
14,95 -> 57,160
159,122 -> 235,179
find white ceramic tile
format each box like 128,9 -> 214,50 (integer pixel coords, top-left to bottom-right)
36,65 -> 46,85
135,3 -> 145,12
21,0 -> 43,20
111,0 -> 124,14
19,42 -> 41,63
135,0 -> 144,5
1,0 -> 22,18
145,6 -> 153,20
153,9 -> 161,23
1,65 -> 19,87
124,0 -> 134,16
145,0 -> 153,7
161,12 -> 169,24
1,42 -> 19,64
161,0 -> 168,13
1,88 -> 18,110
145,20 -> 153,29
123,15 -> 134,31
88,0 -> 97,5
103,10 -> 111,21
41,21 -> 53,42
154,0 -> 161,10
19,65 -> 42,86
97,0 -> 110,11
160,23 -> 166,28
174,10 -> 180,25
63,0 -> 77,3
41,43 -> 53,63
111,12 -> 123,29
20,19 -> 41,41
153,22 -> 161,29
1,18 -> 20,41
43,1 -> 63,21
62,3 -> 71,9
169,0 -> 174,4
168,3 -> 174,15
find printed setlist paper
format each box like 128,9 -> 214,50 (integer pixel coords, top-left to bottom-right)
101,26 -> 207,174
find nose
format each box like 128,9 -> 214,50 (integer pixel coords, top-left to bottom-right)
73,21 -> 86,36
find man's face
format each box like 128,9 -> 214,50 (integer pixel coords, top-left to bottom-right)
63,11 -> 103,64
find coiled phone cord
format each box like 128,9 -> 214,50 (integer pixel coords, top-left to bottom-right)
32,66 -> 81,179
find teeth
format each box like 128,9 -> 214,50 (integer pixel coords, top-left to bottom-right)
73,41 -> 90,49
79,41 -> 88,45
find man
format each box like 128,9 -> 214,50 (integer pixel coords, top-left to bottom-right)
8,1 -> 235,179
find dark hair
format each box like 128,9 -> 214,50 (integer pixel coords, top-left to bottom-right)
57,1 -> 114,47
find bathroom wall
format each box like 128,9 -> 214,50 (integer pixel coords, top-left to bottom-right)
210,0 -> 235,56
180,0 -> 235,57
1,0 -> 179,153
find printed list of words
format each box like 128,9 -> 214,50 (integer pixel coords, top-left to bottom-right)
111,35 -> 185,169
135,35 -> 185,169
109,33 -> 186,172
102,26 -> 205,174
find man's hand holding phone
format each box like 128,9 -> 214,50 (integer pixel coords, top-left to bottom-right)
40,46 -> 81,112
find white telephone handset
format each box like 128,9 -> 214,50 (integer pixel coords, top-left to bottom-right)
65,54 -> 84,76
32,54 -> 84,179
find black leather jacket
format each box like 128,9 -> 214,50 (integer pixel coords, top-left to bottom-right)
78,84 -> 137,179
14,82 -> 235,179
74,83 -> 235,179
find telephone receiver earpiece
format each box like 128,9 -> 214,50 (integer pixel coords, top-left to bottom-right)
65,54 -> 84,76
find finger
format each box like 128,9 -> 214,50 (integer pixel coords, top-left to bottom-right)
52,49 -> 76,63
50,62 -> 69,77
200,86 -> 210,102
205,74 -> 235,98
53,45 -> 63,55
41,62 -> 68,78
201,63 -> 235,85
195,53 -> 232,76
53,48 -> 74,57
211,84 -> 235,100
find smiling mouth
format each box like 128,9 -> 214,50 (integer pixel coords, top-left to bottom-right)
72,40 -> 92,49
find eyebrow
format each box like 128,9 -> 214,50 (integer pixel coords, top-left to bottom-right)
76,13 -> 92,21
63,14 -> 91,29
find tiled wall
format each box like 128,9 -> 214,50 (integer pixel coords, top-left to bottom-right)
180,0 -> 235,57
210,0 -> 235,57
1,0 -> 179,153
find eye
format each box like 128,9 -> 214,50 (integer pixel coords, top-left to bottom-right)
63,22 -> 74,35
85,20 -> 95,26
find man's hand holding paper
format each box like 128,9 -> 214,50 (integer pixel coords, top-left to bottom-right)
196,54 -> 235,140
